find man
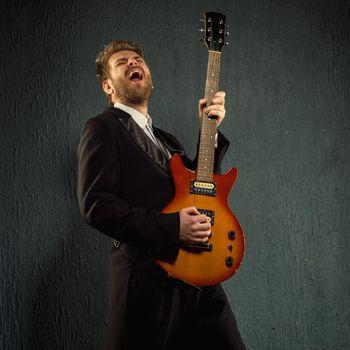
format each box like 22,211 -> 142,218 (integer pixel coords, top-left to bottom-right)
77,40 -> 245,350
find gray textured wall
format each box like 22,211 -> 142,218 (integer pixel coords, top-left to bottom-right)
1,0 -> 349,349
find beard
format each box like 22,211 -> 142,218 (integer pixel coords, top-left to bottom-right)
113,73 -> 153,105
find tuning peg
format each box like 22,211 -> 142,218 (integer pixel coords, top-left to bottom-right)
225,41 -> 229,45
226,32 -> 230,36
199,28 -> 205,32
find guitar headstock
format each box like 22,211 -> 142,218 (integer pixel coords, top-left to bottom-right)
200,12 -> 228,52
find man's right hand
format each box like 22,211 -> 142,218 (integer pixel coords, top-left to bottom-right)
179,207 -> 211,244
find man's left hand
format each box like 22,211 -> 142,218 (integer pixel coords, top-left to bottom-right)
198,91 -> 226,127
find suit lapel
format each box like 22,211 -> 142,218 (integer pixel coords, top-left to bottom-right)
108,107 -> 170,172
153,127 -> 185,156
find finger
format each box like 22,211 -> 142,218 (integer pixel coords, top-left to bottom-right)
198,98 -> 208,112
189,236 -> 209,243
215,91 -> 226,97
183,206 -> 200,216
206,112 -> 225,124
192,226 -> 211,235
192,231 -> 211,242
211,96 -> 225,105
196,214 -> 210,223
205,107 -> 225,119
198,100 -> 209,119
194,221 -> 211,231
198,98 -> 208,107
191,215 -> 211,228
192,222 -> 211,235
205,105 -> 225,113
212,91 -> 225,103
189,231 -> 210,243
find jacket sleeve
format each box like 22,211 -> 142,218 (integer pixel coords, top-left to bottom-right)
214,131 -> 230,174
76,118 -> 180,248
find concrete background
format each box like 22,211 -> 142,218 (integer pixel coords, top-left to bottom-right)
1,0 -> 349,349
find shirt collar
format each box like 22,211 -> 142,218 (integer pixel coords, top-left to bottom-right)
113,102 -> 152,130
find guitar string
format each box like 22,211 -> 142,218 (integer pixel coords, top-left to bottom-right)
196,51 -> 220,237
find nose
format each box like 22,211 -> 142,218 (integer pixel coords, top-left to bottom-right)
127,58 -> 138,67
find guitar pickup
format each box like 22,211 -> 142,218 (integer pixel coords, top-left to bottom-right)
197,209 -> 215,225
190,180 -> 216,197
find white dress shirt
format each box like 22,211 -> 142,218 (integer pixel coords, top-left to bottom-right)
114,102 -> 171,158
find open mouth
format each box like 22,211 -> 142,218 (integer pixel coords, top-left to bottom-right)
127,70 -> 143,81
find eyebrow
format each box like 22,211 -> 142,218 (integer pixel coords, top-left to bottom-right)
114,55 -> 143,65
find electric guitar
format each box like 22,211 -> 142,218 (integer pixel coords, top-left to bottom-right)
156,12 -> 245,286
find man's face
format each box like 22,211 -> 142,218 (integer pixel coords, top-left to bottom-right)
104,50 -> 153,106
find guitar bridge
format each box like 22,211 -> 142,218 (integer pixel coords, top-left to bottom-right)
183,242 -> 213,251
190,180 -> 216,197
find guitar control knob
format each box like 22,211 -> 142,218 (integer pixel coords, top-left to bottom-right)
225,256 -> 233,267
228,230 -> 236,240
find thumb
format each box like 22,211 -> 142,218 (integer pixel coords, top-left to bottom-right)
198,98 -> 208,116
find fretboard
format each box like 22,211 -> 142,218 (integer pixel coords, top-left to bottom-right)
197,50 -> 221,182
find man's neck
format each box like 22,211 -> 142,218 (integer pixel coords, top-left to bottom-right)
114,99 -> 148,117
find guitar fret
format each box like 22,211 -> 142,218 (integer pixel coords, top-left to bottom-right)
204,51 -> 221,102
196,37 -> 222,183
197,51 -> 220,183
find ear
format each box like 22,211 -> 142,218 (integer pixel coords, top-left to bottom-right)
102,79 -> 114,95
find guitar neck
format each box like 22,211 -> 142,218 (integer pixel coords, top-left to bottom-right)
197,50 -> 221,182
204,51 -> 221,102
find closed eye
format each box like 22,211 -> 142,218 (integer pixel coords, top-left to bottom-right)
115,58 -> 128,66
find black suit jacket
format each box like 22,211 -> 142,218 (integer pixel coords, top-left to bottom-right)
77,106 -> 230,251
76,106 -> 230,349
